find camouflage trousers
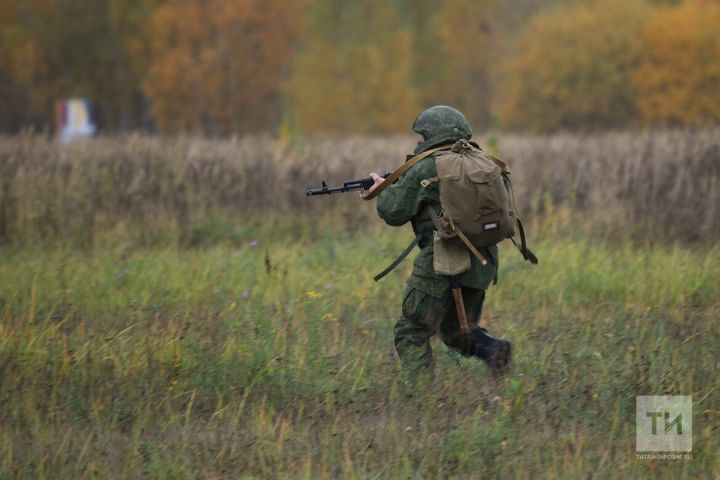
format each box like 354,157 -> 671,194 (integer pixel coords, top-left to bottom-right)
394,284 -> 486,375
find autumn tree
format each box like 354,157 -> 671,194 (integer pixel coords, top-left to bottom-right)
0,0 -> 163,132
633,0 -> 720,125
399,0 -> 450,111
284,0 -> 417,134
401,0 -> 575,130
495,0 -> 653,132
103,0 -> 165,130
0,0 -> 57,131
143,0 -> 307,135
432,0 -> 502,130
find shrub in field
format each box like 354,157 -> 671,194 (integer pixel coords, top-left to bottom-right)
496,0 -> 652,132
633,0 -> 720,126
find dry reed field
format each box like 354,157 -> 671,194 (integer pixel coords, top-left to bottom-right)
0,132 -> 718,478
1,129 -> 719,247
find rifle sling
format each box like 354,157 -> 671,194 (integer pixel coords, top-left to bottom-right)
370,146 -> 451,281
373,235 -> 419,282
361,145 -> 452,201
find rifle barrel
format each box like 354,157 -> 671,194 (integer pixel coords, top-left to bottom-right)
305,171 -> 391,196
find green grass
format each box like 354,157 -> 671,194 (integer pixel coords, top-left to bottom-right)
0,221 -> 718,478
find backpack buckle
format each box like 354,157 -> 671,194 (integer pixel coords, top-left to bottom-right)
420,176 -> 440,188
451,139 -> 472,153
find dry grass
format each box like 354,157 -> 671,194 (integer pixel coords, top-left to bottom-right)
0,132 -> 718,478
502,129 -> 720,242
1,129 -> 718,247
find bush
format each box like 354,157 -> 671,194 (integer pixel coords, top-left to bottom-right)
633,0 -> 720,126
496,0 -> 652,132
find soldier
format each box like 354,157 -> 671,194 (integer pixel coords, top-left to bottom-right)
367,105 -> 512,381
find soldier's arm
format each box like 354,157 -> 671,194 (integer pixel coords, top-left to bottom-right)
375,159 -> 435,226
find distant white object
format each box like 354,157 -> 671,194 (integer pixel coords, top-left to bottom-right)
56,98 -> 96,143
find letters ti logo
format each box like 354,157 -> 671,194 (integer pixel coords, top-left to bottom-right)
636,396 -> 692,452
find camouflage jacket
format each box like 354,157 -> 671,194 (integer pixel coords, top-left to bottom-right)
377,153 -> 498,298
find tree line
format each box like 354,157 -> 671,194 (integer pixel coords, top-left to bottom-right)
1,0 -> 718,135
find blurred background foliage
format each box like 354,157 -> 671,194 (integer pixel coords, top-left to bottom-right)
1,0 -> 719,135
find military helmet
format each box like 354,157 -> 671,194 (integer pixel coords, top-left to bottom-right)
412,105 -> 472,154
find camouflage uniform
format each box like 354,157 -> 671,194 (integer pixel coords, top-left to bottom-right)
376,105 -> 508,377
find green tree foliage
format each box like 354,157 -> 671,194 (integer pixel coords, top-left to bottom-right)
633,0 -> 720,125
496,0 -> 653,132
283,0 -> 417,134
399,0 -> 573,130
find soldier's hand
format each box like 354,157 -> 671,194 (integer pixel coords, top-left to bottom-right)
367,172 -> 385,194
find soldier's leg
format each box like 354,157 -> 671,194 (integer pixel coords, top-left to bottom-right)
394,286 -> 446,377
439,287 -> 485,352
439,287 -> 512,377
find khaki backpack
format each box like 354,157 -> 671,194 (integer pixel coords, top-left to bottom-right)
423,139 -> 537,275
366,139 -> 537,282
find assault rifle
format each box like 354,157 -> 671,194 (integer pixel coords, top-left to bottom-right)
305,172 -> 390,196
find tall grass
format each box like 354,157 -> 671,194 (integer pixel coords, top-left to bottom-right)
0,132 -> 718,477
1,129 -> 718,247
0,222 -> 717,478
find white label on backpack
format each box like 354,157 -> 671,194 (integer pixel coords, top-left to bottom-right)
483,222 -> 499,231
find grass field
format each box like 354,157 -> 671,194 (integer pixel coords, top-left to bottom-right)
1,214 -> 718,478
1,133 -> 718,478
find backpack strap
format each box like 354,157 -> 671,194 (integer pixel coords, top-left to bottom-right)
465,143 -> 512,174
511,218 -> 539,264
487,153 -> 511,174
361,144 -> 452,200
426,205 -> 488,266
501,167 -> 539,265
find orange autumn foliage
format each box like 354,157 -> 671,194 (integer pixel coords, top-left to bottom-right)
435,0 -> 501,129
633,0 -> 720,125
144,0 -> 307,134
4,0 -> 720,134
496,0 -> 652,132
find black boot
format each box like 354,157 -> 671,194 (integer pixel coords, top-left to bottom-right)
469,328 -> 512,378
